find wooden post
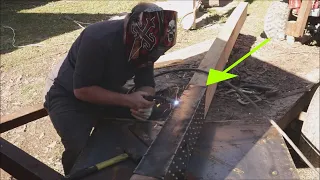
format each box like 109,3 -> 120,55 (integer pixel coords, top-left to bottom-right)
1,137 -> 63,180
286,0 -> 313,37
189,2 -> 248,115
0,104 -> 47,133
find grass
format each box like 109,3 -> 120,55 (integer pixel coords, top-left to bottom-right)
242,0 -> 273,37
0,0 -> 154,54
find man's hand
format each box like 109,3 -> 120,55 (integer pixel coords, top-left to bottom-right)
130,107 -> 153,120
127,90 -> 154,121
127,91 -> 154,110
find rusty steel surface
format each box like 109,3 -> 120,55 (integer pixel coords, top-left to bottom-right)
185,121 -> 300,180
70,121 -> 150,180
0,137 -> 63,180
129,123 -> 163,147
0,104 -> 47,133
133,85 -> 207,179
276,84 -> 319,129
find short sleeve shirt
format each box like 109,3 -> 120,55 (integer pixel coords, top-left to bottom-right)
51,19 -> 155,97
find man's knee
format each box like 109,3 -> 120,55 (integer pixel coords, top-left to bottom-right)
47,109 -> 95,173
61,129 -> 92,153
57,119 -> 93,175
61,133 -> 90,173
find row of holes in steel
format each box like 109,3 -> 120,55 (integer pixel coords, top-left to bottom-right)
163,99 -> 205,180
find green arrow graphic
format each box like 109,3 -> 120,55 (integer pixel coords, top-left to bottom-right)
206,38 -> 270,86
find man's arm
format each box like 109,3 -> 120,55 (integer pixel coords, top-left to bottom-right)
74,86 -> 132,107
74,86 -> 153,109
136,86 -> 155,95
73,36 -> 152,109
134,64 -> 156,95
131,65 -> 156,120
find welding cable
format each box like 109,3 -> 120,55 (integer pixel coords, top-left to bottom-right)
152,68 -> 320,176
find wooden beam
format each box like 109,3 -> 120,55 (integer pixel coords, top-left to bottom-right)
293,0 -> 312,37
189,2 -> 248,115
298,111 -> 307,121
0,104 -> 47,133
0,137 -> 63,180
154,39 -> 214,69
286,0 -> 313,37
286,20 -> 297,37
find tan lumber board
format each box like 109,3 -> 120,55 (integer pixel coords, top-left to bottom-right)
294,0 -> 313,37
154,39 -> 214,68
286,20 -> 297,37
0,104 -> 47,133
189,2 -> 248,115
286,0 -> 313,37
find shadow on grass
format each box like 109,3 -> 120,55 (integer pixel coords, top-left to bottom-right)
217,0 -> 233,7
196,6 -> 237,29
244,0 -> 255,4
1,13 -> 116,54
1,1 -> 117,54
0,0 -> 61,12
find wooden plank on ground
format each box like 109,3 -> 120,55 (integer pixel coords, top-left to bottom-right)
0,104 -> 47,133
154,39 -> 214,68
189,2 -> 248,115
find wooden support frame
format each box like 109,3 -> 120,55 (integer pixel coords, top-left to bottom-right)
0,137 -> 63,180
0,103 -> 47,133
0,104 -> 53,179
131,2 -> 248,179
286,0 -> 313,37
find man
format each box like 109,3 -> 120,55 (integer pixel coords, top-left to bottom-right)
43,3 -> 177,175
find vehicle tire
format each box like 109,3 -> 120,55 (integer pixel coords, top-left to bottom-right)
299,86 -> 320,167
264,1 -> 290,40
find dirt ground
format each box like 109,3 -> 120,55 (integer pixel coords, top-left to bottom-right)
1,0 -> 319,179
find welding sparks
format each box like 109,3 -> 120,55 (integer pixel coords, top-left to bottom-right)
173,99 -> 180,106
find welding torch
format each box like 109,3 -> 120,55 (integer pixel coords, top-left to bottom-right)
143,95 -> 180,106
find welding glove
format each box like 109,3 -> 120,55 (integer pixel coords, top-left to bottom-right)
130,107 -> 153,121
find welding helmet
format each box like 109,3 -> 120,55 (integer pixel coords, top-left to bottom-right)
125,9 -> 177,68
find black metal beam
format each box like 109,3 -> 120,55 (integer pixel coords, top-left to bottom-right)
0,137 -> 63,180
1,104 -> 48,133
133,85 -> 206,179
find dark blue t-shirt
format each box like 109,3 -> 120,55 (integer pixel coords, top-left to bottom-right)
52,19 -> 155,96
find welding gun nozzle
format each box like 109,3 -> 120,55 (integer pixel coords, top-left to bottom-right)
143,95 -> 179,106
